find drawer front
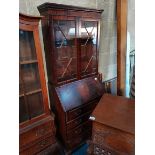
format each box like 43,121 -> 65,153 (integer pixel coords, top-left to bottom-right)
20,121 -> 55,147
66,111 -> 91,131
66,129 -> 91,150
67,120 -> 92,139
20,135 -> 55,155
67,101 -> 98,122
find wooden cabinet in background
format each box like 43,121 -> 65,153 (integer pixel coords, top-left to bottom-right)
37,3 -> 104,152
88,94 -> 135,155
19,13 -> 57,155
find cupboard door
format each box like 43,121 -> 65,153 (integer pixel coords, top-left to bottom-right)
27,92 -> 44,118
53,19 -> 77,83
19,30 -> 37,62
19,70 -> 24,96
19,28 -> 46,123
21,63 -> 41,93
80,21 -> 98,77
19,97 -> 29,123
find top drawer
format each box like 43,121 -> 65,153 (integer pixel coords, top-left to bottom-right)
20,119 -> 55,147
66,100 -> 98,122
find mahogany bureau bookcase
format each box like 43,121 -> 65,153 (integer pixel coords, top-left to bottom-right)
88,94 -> 135,155
37,3 -> 104,152
19,13 -> 57,155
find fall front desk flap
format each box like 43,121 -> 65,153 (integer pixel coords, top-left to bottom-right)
55,77 -> 104,112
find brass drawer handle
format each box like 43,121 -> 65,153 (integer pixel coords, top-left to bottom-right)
36,128 -> 48,137
39,140 -> 48,147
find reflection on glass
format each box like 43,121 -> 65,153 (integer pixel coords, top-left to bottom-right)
53,20 -> 77,82
81,21 -> 97,45
21,63 -> 41,93
19,30 -> 37,61
19,97 -> 29,123
80,21 -> 98,76
54,20 -> 75,47
27,92 -> 44,118
19,71 -> 24,95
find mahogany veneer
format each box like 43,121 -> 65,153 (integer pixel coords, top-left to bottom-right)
37,3 -> 103,86
37,3 -> 104,152
49,76 -> 104,151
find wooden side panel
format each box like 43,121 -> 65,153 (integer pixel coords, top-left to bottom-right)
92,122 -> 135,155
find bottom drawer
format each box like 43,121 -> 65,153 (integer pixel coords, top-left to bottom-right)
20,116 -> 55,147
67,120 -> 92,139
20,135 -> 55,155
66,129 -> 91,150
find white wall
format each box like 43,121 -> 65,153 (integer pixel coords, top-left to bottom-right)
97,0 -> 117,81
19,0 -> 97,15
127,0 -> 135,51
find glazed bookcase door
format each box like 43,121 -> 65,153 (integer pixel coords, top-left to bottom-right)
19,29 -> 44,123
52,17 -> 77,84
80,20 -> 98,78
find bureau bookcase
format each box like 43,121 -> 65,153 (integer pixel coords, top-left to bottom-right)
38,3 -> 104,152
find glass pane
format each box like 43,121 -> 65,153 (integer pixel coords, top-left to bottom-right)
54,20 -> 75,47
19,97 -> 29,123
80,21 -> 98,76
27,92 -> 44,118
21,63 -> 41,93
53,20 -> 77,82
19,30 -> 37,62
19,70 -> 24,95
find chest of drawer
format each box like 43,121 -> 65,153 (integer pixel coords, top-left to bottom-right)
20,121 -> 55,147
67,120 -> 92,139
20,135 -> 55,155
66,111 -> 92,131
66,101 -> 98,122
92,122 -> 135,155
66,128 -> 91,150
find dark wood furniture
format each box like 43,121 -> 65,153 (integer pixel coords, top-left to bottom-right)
37,3 -> 104,152
88,94 -> 135,155
19,13 -> 57,155
50,76 -> 104,151
37,3 -> 103,86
